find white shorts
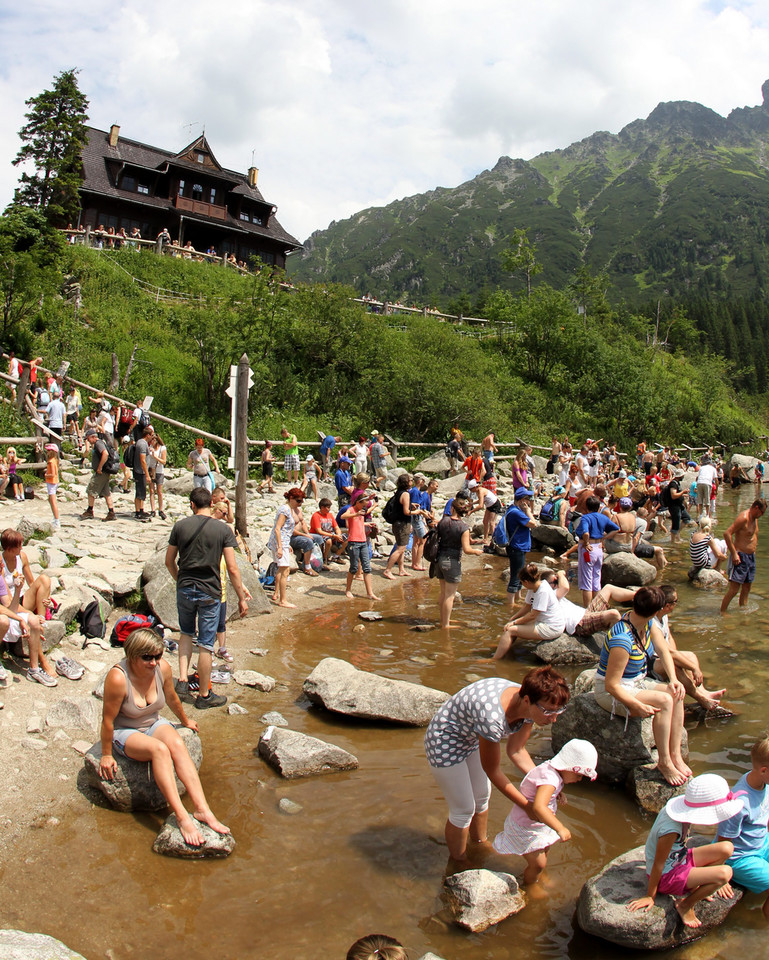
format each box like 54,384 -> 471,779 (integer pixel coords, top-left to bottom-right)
4,609 -> 30,640
534,622 -> 564,640
46,483 -> 58,496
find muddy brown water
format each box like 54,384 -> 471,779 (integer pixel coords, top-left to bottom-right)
2,486 -> 769,959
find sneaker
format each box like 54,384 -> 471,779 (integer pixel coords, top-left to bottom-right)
79,507 -> 94,520
134,512 -> 150,523
0,661 -> 9,688
150,511 -> 156,518
52,519 -> 60,530
195,691 -> 227,709
174,679 -> 190,698
104,510 -> 117,522
158,510 -> 167,520
55,657 -> 85,680
26,666 -> 58,687
187,672 -> 200,693
210,669 -> 231,684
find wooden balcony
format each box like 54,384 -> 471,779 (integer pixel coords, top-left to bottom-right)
174,194 -> 227,221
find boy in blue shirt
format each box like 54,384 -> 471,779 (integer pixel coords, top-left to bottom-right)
718,735 -> 769,919
505,488 -> 538,603
574,495 -> 619,606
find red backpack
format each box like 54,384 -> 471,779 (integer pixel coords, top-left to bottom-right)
109,613 -> 163,647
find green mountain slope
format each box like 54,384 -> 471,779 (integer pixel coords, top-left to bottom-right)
290,82 -> 769,305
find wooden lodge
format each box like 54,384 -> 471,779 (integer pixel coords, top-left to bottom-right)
78,125 -> 301,268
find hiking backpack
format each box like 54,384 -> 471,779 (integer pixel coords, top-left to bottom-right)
77,599 -> 107,639
382,494 -> 399,525
110,613 -> 163,647
123,442 -> 136,469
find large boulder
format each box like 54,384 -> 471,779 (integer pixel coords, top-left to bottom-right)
303,657 -> 449,725
257,726 -> 358,779
152,813 -> 236,859
83,726 -> 202,811
626,764 -> 685,815
577,842 -> 742,949
730,453 -> 759,478
436,473 -> 468,497
530,524 -> 574,552
143,548 -> 270,630
415,449 -> 452,474
443,869 -> 525,932
551,692 -> 687,783
535,632 -> 603,665
0,930 -> 87,959
601,553 -> 657,587
688,567 -> 727,589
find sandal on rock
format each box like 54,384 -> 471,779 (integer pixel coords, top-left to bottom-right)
216,648 -> 234,663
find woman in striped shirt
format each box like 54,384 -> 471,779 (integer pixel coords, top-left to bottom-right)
689,516 -> 727,570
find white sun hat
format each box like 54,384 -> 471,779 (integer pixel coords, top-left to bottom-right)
665,773 -> 744,825
550,739 -> 598,780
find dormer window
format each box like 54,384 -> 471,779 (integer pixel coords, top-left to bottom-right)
197,153 -> 205,163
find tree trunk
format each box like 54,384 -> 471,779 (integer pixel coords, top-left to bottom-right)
109,352 -> 119,393
122,344 -> 138,392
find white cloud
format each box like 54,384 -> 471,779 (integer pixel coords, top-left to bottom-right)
0,0 -> 767,241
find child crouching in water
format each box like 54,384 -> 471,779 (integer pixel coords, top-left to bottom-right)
492,738 -> 598,885
628,773 -> 740,928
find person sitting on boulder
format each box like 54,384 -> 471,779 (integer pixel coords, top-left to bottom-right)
492,739 -> 598,887
628,773 -> 739,928
717,735 -> 769,921
99,628 -> 229,847
492,567 -> 637,659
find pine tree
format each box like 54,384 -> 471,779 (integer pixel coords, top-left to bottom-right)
11,68 -> 89,226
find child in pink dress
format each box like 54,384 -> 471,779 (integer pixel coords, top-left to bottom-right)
493,739 -> 598,885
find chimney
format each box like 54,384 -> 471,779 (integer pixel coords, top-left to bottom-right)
108,124 -> 120,147
247,166 -> 258,188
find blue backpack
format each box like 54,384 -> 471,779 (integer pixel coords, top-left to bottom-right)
492,514 -> 509,547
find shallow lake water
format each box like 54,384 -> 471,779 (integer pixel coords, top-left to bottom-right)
2,485 -> 769,960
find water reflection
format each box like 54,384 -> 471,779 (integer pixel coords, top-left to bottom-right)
2,486 -> 769,959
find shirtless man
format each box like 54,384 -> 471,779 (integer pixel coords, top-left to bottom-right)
721,498 -> 767,613
605,497 -> 667,570
481,431 -> 497,468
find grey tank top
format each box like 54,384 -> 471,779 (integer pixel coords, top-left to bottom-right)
114,659 -> 166,731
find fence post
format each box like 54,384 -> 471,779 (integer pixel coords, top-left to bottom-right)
15,366 -> 30,415
234,353 -> 252,539
384,433 -> 398,467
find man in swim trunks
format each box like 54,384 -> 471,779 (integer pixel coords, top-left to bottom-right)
721,498 -> 766,613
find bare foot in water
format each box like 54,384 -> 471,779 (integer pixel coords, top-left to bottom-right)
697,688 -> 727,711
194,809 -> 230,835
367,594 -> 382,601
382,570 -> 396,580
178,814 -> 204,846
675,902 -> 702,928
657,762 -> 689,786
345,591 -> 355,599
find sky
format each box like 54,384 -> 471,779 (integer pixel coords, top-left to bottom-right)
0,0 -> 768,243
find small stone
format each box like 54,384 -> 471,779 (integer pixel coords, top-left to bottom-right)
47,817 -> 60,826
464,673 -> 482,684
410,655 -> 434,664
278,797 -> 303,815
443,868 -> 525,932
353,624 -> 366,632
249,648 -> 269,657
483,563 -> 493,570
153,813 -> 235,859
27,716 -> 44,734
22,737 -> 48,751
233,670 -> 276,692
59,774 -> 70,781
54,729 -> 71,742
71,740 -> 92,756
358,610 -> 383,621
227,703 -> 249,716
260,711 -> 288,726
410,624 -> 433,633
379,649 -> 394,657
463,620 -> 483,629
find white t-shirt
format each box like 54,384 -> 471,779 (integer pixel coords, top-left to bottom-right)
525,582 -> 566,634
47,398 -> 66,429
697,464 -> 717,487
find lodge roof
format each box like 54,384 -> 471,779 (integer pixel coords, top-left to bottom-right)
80,126 -> 301,250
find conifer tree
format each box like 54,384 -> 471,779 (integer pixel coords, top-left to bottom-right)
11,68 -> 89,226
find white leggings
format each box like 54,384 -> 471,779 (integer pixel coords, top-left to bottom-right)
430,750 -> 492,828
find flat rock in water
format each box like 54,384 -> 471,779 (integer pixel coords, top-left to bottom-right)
258,725 -> 358,779
577,843 -> 742,949
602,553 -> 657,587
688,567 -> 728,589
0,930 -> 87,959
411,623 -> 434,632
228,703 -> 249,715
552,692 -> 687,783
152,813 -> 235,859
260,711 -> 287,725
443,868 -> 525,932
303,657 -> 449,726
626,764 -> 685,814
46,697 -> 100,733
278,797 -> 303,815
535,632 -> 602,665
233,670 -> 275,691
83,726 -> 202,811
358,610 -> 383,621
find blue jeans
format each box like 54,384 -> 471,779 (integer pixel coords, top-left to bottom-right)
506,546 -> 526,594
177,584 -> 220,651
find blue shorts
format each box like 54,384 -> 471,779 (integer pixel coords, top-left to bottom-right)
347,541 -> 371,575
412,516 -> 427,539
177,584 -> 220,651
113,717 -> 174,756
729,834 -> 769,893
728,551 -> 756,585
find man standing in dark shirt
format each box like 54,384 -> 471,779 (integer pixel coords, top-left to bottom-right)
134,425 -> 153,522
79,427 -> 116,521
165,487 -> 250,709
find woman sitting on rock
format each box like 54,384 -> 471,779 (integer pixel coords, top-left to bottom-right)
492,566 -> 636,659
689,516 -> 727,571
99,628 -> 229,847
424,666 -> 570,861
593,586 -> 690,787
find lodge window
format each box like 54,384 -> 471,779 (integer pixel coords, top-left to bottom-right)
137,183 -> 149,195
240,211 -> 250,222
197,153 -> 205,163
192,183 -> 203,200
120,175 -> 136,192
210,187 -> 217,204
178,179 -> 186,197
